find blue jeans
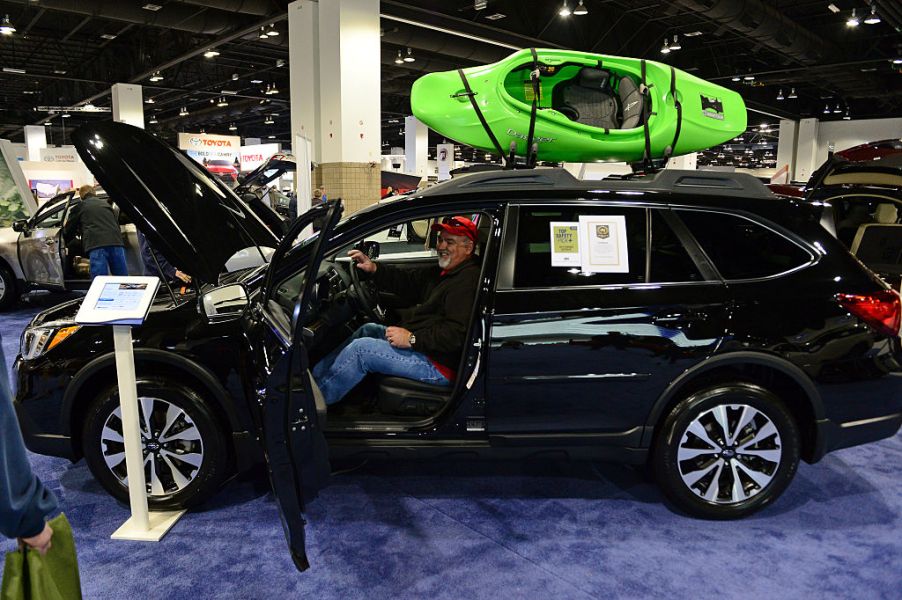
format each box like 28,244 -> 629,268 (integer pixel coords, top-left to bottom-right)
89,246 -> 128,279
313,323 -> 449,405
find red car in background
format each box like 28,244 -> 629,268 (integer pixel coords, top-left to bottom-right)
204,158 -> 240,186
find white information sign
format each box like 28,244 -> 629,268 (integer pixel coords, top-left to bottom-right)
578,214 -> 629,273
76,276 -> 161,326
550,221 -> 580,267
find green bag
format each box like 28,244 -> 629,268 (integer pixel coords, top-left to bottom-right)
1,514 -> 82,600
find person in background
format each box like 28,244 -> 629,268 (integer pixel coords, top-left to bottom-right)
138,231 -> 191,285
312,188 -> 326,232
0,338 -> 57,555
382,186 -> 395,199
319,186 -> 328,203
63,185 -> 128,279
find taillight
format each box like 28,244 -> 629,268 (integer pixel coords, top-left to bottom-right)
837,290 -> 901,337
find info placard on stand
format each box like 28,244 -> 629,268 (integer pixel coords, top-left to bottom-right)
75,276 -> 186,541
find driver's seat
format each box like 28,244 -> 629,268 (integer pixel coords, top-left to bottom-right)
377,377 -> 453,417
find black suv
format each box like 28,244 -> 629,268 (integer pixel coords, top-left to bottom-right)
14,123 -> 902,571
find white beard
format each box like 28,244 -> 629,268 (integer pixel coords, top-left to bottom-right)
437,254 -> 451,269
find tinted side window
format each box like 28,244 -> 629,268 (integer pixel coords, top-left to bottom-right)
678,210 -> 811,279
33,204 -> 66,229
514,206 -> 646,288
650,210 -> 702,282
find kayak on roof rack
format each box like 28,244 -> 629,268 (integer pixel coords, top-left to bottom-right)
411,48 -> 747,164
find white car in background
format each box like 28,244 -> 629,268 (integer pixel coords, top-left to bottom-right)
0,190 -> 141,309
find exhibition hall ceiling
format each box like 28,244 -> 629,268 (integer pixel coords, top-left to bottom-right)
0,0 -> 899,151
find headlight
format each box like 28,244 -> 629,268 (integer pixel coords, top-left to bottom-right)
20,325 -> 80,360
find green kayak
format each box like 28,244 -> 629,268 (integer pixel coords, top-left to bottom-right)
411,48 -> 747,163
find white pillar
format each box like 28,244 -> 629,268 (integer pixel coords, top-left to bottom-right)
437,142 -> 455,180
24,125 -> 47,161
405,116 -> 428,178
775,119 -> 798,183
795,118 -> 820,183
317,0 -> 380,163
111,84 -> 145,129
289,0 -> 320,162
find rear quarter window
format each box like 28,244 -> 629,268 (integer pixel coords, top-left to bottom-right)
677,209 -> 812,280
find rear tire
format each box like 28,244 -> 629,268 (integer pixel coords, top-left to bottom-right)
652,382 -> 800,519
81,377 -> 230,509
0,263 -> 19,310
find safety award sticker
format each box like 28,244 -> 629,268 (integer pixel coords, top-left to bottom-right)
578,215 -> 629,273
550,221 -> 580,266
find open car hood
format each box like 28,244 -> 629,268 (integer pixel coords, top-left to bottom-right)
74,122 -> 279,285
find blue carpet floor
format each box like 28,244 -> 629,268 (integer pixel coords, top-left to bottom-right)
2,293 -> 900,599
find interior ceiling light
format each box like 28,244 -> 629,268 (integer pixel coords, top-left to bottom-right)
269,82 -> 279,94
144,97 -> 155,104
833,103 -> 842,113
559,2 -> 572,17
264,115 -> 274,124
846,8 -> 860,27
179,106 -> 189,117
229,122 -> 237,131
660,38 -> 671,54
731,75 -> 741,82
149,71 -> 163,82
100,34 -> 117,40
670,34 -> 681,50
0,14 -> 15,35
43,121 -> 51,126
484,13 -> 506,20
893,57 -> 902,65
843,109 -> 851,120
217,96 -> 228,107
743,74 -> 755,81
203,48 -> 220,58
776,88 -> 784,100
827,3 -> 840,14
788,87 -> 797,98
53,69 -> 66,74
267,135 -> 275,139
394,50 -> 404,65
823,104 -> 830,114
142,3 -> 163,11
148,116 -> 158,124
403,47 -> 415,63
474,0 -> 488,9
250,78 -> 263,84
863,4 -> 881,24
61,112 -> 71,118
573,0 -> 588,16
259,27 -> 269,39
267,24 -> 279,36
231,73 -> 239,81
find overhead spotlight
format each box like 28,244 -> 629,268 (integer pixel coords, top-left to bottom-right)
0,14 -> 16,36
894,57 -> 902,65
863,4 -> 880,24
267,24 -> 279,36
229,122 -> 237,131
573,0 -> 588,16
731,75 -> 741,82
148,116 -> 158,124
743,74 -> 755,81
776,89 -> 784,100
44,121 -> 51,126
403,47 -> 415,63
843,109 -> 851,120
203,48 -> 220,58
144,97 -> 155,104
788,87 -> 797,99
670,34 -> 681,51
264,115 -> 274,124
833,103 -> 842,113
217,96 -> 228,107
269,82 -> 279,94
267,135 -> 276,139
846,8 -> 860,27
179,106 -> 189,117
61,112 -> 71,118
823,104 -> 830,114
250,79 -> 263,84
394,50 -> 404,65
149,71 -> 164,82
232,73 -> 239,81
660,38 -> 671,54
559,2 -> 572,17
259,27 -> 269,39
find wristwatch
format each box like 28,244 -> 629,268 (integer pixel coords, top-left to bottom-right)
409,333 -> 417,346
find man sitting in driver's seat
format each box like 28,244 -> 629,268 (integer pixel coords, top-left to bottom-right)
313,216 -> 480,406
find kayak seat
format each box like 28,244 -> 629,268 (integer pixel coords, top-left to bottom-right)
618,76 -> 644,129
556,67 -> 620,130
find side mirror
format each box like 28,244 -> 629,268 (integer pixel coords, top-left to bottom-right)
201,284 -> 249,321
356,240 -> 380,259
12,219 -> 27,233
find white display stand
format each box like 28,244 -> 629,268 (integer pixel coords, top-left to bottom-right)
75,276 -> 186,541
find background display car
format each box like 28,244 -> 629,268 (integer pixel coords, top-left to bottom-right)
14,122 -> 902,571
203,158 -> 240,186
0,189 -> 142,309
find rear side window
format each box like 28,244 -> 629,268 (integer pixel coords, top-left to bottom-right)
650,210 -> 703,283
678,210 -> 811,279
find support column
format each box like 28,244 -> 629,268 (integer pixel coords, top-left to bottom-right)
405,116 -> 428,179
311,0 -> 381,215
774,119 -> 798,183
436,142 -> 455,181
795,118 -> 820,183
289,0 -> 320,163
111,84 -> 144,129
24,125 -> 47,161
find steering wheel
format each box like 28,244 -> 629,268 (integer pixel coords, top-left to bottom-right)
348,261 -> 384,322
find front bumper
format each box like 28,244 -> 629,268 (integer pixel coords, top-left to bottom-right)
14,395 -> 75,459
14,355 -> 78,460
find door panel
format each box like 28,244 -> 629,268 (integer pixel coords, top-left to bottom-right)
17,199 -> 68,288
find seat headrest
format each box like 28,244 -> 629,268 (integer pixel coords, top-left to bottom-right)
578,67 -> 613,93
618,76 -> 643,129
874,203 -> 898,224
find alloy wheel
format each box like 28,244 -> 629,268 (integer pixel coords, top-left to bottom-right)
676,403 -> 782,504
99,396 -> 205,496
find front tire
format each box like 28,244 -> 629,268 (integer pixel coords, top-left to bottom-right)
652,383 -> 800,519
81,377 -> 230,509
0,263 -> 19,310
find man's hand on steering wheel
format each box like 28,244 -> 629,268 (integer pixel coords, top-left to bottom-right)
348,249 -> 377,274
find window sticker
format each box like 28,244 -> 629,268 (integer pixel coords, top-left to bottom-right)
579,215 -> 629,273
550,221 -> 580,266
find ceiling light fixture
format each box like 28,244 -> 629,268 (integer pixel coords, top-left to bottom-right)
250,79 -> 263,84
217,97 -> 228,107
264,115 -> 274,124
670,34 -> 681,51
660,38 -> 671,54
61,112 -> 71,118
0,15 -> 16,36
100,33 -> 117,40
144,97 -> 155,104
229,122 -> 237,131
179,106 -> 189,116
731,75 -> 741,82
148,116 -> 158,124
743,74 -> 755,81
394,50 -> 404,65
573,0 -> 588,16
267,24 -> 279,36
863,4 -> 881,24
403,47 -> 415,63
203,48 -> 220,58
142,3 -> 163,11
893,57 -> 902,65
827,3 -> 840,14
788,87 -> 797,99
823,104 -> 830,114
846,8 -> 860,27
149,71 -> 163,82
259,27 -> 269,39
776,89 -> 784,100
559,2 -> 572,17
269,82 -> 278,94
484,13 -> 506,21
833,103 -> 842,113
268,135 -> 276,139
843,109 -> 851,120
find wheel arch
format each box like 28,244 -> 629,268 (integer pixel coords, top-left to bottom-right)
643,351 -> 825,463
62,348 -> 245,460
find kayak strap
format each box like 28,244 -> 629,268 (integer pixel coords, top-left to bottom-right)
456,68 -> 507,163
666,65 -> 683,162
524,47 -> 540,168
640,60 -> 652,167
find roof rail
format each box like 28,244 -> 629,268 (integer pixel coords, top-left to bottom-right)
648,170 -> 773,198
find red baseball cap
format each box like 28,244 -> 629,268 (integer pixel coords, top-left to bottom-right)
431,215 -> 478,243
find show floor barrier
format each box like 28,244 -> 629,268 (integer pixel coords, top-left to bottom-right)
2,295 -> 900,599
